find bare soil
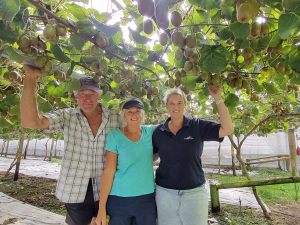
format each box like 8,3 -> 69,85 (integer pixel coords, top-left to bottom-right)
1,171 -> 300,224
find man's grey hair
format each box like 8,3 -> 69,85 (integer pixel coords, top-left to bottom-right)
163,88 -> 187,105
120,98 -> 145,128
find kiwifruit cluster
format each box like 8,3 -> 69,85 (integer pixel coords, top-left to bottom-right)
248,21 -> 269,40
242,47 -> 254,65
48,95 -> 62,105
201,72 -> 223,88
95,34 -> 109,48
53,70 -> 66,81
0,85 -> 20,101
164,70 -> 186,88
35,56 -> 53,75
43,21 -> 67,44
287,84 -> 299,98
266,43 -> 282,59
3,70 -> 23,85
121,68 -> 134,79
226,72 -> 251,93
17,32 -> 46,57
250,93 -> 259,101
236,0 -> 259,24
90,59 -> 108,73
276,61 -> 293,75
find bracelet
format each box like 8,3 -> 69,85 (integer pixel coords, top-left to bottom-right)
215,99 -> 224,104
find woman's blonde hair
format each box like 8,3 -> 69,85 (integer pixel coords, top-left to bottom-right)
163,88 -> 187,105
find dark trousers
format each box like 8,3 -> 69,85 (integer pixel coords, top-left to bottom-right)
106,192 -> 157,225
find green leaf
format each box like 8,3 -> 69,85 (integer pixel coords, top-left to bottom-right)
65,3 -> 89,21
181,75 -> 197,91
128,27 -> 152,44
71,0 -> 89,4
198,89 -> 209,103
252,80 -> 265,92
278,6 -> 300,39
47,80 -> 68,98
194,10 -> 208,23
0,21 -> 22,44
217,27 -> 233,40
50,44 -> 71,63
122,39 -> 138,56
229,22 -> 250,39
89,14 -> 121,37
175,55 -> 187,69
0,117 -> 12,128
251,107 -> 259,115
263,82 -> 279,95
143,101 -> 149,114
64,78 -> 80,92
293,106 -> 300,113
0,0 -> 20,22
67,61 -> 76,77
4,94 -> 20,106
287,93 -> 296,102
188,0 -> 221,9
132,81 -> 141,92
38,101 -> 53,114
224,93 -> 239,107
289,46 -> 300,74
198,45 -> 230,73
101,92 -> 113,102
70,33 -> 87,51
234,38 -> 249,49
242,116 -> 252,123
37,94 -> 48,104
221,3 -> 233,20
268,31 -> 281,47
58,101 -> 69,109
4,46 -> 28,63
10,105 -> 20,116
0,101 -> 9,113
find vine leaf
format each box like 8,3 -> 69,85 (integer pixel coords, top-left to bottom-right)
278,5 -> 300,39
0,0 -> 20,22
128,27 -> 152,44
89,14 -> 121,37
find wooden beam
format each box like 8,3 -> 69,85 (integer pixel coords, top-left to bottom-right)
246,154 -> 290,161
245,157 -> 290,165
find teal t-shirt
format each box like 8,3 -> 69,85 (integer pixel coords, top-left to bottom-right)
105,125 -> 156,197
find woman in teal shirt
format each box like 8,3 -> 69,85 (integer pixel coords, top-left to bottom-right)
95,98 -> 157,225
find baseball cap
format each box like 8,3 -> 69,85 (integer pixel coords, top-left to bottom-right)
78,76 -> 101,93
123,100 -> 144,110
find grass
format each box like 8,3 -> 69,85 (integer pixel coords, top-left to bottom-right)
206,168 -> 300,205
51,158 -> 62,165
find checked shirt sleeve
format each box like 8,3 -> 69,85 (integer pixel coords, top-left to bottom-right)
41,109 -> 66,134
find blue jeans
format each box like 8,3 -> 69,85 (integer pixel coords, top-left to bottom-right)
155,184 -> 208,225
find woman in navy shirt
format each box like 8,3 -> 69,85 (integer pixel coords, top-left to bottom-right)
152,85 -> 234,225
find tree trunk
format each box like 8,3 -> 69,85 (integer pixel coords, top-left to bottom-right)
1,140 -> 6,156
49,138 -> 54,161
5,140 -> 9,157
218,142 -> 221,174
44,139 -> 50,161
4,156 -> 17,178
23,138 -> 30,159
34,139 -> 38,157
54,139 -> 58,158
230,134 -> 236,176
288,128 -> 298,176
14,133 -> 25,181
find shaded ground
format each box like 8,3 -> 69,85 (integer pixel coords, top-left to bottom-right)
1,172 -> 300,224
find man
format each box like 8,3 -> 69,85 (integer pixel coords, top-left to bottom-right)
20,65 -> 121,225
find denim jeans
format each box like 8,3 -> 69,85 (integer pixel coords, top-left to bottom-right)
155,184 -> 208,225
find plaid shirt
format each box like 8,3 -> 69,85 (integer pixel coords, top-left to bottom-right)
42,104 -> 121,203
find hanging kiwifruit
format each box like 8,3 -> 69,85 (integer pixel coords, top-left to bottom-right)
128,56 -> 136,65
99,59 -> 108,72
237,2 -> 252,23
43,24 -> 56,40
143,19 -> 154,35
159,33 -> 168,46
171,31 -> 184,46
56,23 -> 67,36
170,11 -> 182,27
96,35 -> 108,48
155,0 -> 169,25
175,49 -> 183,61
137,0 -> 154,17
158,58 -> 166,67
186,34 -> 197,49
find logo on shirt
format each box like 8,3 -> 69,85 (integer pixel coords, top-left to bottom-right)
184,136 -> 194,140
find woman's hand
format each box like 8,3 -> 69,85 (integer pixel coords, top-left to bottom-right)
95,209 -> 108,225
208,85 -> 222,100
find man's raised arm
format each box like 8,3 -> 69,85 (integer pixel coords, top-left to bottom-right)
20,65 -> 49,129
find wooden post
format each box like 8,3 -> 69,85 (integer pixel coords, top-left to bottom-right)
49,138 -> 54,161
5,140 -> 9,157
230,134 -> 236,176
23,139 -> 30,159
210,184 -> 220,213
54,139 -> 58,158
14,133 -> 25,181
288,128 -> 299,176
1,140 -> 6,156
218,143 -> 221,174
34,139 -> 37,157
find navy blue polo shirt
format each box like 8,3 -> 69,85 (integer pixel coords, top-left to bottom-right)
152,116 -> 223,190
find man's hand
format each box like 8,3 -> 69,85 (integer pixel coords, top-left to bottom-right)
24,64 -> 42,79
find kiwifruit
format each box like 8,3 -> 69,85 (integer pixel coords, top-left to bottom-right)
201,72 -> 211,81
60,72 -> 66,81
175,71 -> 181,79
236,0 -> 247,11
155,0 -> 169,24
242,80 -> 250,89
272,44 -> 282,55
143,19 -> 154,35
227,73 -> 236,81
270,52 -> 278,59
28,47 -> 38,57
171,31 -> 184,46
0,112 -> 7,117
229,79 -> 236,88
30,36 -> 39,47
99,59 -> 108,72
235,79 -> 243,89
13,86 -> 21,93
186,34 -> 197,49
90,45 -> 100,57
91,62 -> 100,72
171,11 -> 182,27
260,23 -> 269,37
96,35 -> 107,48
184,48 -> 194,59
20,46 -> 31,54
169,77 -> 175,88
35,56 -> 46,68
177,38 -> 186,48
147,93 -> 153,100
152,87 -> 159,95
55,97 -> 62,104
247,0 -> 258,18
9,71 -> 18,81
137,0 -> 154,17
276,61 -> 286,73
43,24 -> 57,39
180,70 -> 186,77
125,69 -> 133,79
128,56 -> 135,65
242,47 -> 252,59
244,54 -> 254,65
44,60 -> 53,73
158,58 -> 166,67
37,41 -> 47,50
180,86 -> 189,95
0,94 -> 3,101
47,35 -> 59,45
246,88 -> 251,95
285,68 -> 292,75
3,71 -> 10,80
159,33 -> 168,46
189,53 -> 200,63
237,3 -> 252,23
56,23 -> 67,36
175,49 -> 183,61
175,78 -> 181,87
102,84 -> 109,94
142,88 -> 147,96
92,75 -> 100,83
114,74 -> 122,83
192,65 -> 200,76
212,75 -> 220,85
184,61 -> 193,71
54,70 -> 63,80
17,35 -> 30,48
250,22 -> 261,38
120,83 -> 127,91
157,19 -> 170,30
